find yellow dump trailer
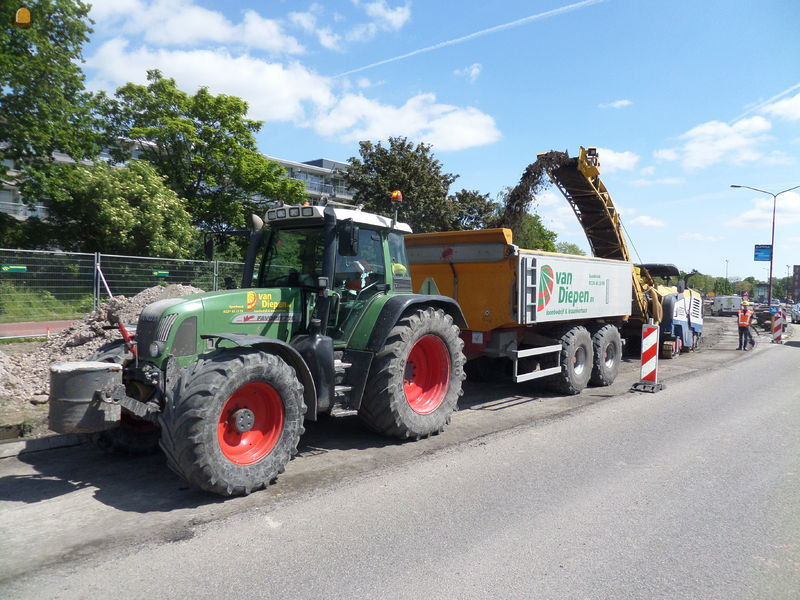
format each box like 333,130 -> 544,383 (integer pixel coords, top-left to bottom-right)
406,228 -> 633,393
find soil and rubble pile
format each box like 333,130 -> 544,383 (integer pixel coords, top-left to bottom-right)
0,284 -> 204,411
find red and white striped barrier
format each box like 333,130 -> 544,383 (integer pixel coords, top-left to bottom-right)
772,310 -> 784,344
631,323 -> 665,393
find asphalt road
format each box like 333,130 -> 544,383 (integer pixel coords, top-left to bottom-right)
1,318 -> 798,598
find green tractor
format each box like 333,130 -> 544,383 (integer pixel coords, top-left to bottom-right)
49,203 -> 466,496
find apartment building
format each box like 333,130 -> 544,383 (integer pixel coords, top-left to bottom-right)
0,154 -> 354,223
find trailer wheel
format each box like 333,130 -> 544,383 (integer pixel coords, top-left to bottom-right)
549,325 -> 593,395
88,341 -> 161,455
159,349 -> 305,496
589,324 -> 621,387
359,307 -> 465,439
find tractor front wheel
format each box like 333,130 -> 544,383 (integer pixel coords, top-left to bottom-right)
159,349 -> 305,496
359,307 -> 465,439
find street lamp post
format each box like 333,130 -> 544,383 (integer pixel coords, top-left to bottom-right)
730,184 -> 800,307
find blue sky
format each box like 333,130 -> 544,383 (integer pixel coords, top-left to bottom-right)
82,0 -> 800,281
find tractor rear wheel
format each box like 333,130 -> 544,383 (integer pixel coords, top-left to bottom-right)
359,307 -> 465,439
589,324 -> 621,386
548,325 -> 593,395
159,349 -> 305,496
88,341 -> 161,455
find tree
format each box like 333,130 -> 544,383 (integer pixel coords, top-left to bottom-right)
0,1 -> 101,184
555,242 -> 586,256
514,213 -> 557,251
27,161 -> 198,257
448,189 -> 500,230
102,70 -> 305,234
343,137 -> 459,233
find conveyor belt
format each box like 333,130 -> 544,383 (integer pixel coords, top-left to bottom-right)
549,158 -> 629,262
546,149 -> 648,321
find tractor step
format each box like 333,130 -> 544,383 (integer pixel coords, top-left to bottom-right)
331,405 -> 358,418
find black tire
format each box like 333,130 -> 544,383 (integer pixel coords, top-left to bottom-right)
548,325 -> 593,395
588,324 -> 621,386
159,349 -> 305,496
89,341 -> 161,455
359,307 -> 465,439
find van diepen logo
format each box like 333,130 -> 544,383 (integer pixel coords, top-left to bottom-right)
537,265 -> 594,314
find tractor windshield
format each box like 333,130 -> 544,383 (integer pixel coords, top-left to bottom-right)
258,226 -> 325,287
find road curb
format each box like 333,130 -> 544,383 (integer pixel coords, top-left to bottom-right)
0,433 -> 86,460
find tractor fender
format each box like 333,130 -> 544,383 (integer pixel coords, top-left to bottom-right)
200,333 -> 318,421
363,295 -> 467,353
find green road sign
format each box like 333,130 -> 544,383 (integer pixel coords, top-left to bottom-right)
1,265 -> 28,273
152,270 -> 170,277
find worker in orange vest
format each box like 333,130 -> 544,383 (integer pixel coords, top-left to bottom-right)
736,301 -> 755,350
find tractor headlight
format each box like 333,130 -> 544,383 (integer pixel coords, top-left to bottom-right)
149,341 -> 165,357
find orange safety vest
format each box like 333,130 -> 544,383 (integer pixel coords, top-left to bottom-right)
738,309 -> 753,327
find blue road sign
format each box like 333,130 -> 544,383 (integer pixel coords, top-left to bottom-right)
754,244 -> 772,261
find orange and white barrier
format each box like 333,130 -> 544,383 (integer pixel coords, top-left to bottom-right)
772,309 -> 784,343
631,323 -> 664,392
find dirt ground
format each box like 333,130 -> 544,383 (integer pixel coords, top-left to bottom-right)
0,285 -> 203,439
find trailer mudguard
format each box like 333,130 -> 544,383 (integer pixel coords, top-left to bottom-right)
201,333 -> 319,420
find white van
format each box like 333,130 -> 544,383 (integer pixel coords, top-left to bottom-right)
711,295 -> 742,316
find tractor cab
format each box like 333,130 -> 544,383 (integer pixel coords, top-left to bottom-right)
251,204 -> 413,345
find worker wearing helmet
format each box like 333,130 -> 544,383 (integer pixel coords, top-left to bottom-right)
736,301 -> 755,350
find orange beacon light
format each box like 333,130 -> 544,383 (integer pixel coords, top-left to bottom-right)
14,7 -> 32,28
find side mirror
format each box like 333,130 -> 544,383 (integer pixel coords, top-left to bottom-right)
338,219 -> 359,256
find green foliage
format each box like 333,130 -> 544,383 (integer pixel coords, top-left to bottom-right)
555,242 -> 586,256
513,213 -> 557,251
344,137 -> 459,233
0,0 -> 102,182
102,70 -> 305,234
448,189 -> 501,230
24,161 -> 198,257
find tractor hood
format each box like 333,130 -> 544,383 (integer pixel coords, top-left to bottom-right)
136,287 -> 306,368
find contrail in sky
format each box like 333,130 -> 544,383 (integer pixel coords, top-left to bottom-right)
730,81 -> 800,123
333,0 -> 608,78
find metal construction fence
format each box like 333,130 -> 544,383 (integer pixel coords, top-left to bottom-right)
0,248 -> 243,327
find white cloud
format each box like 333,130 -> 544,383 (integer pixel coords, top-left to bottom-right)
597,148 -> 639,172
90,0 -> 304,54
679,233 -> 723,242
86,39 -> 332,122
639,166 -> 656,176
454,63 -> 482,83
763,92 -> 800,121
630,177 -> 685,186
654,148 -> 679,162
289,5 -> 342,50
657,116 -> 772,170
599,99 -> 632,109
347,1 -> 411,42
312,92 -> 500,151
725,191 -> 800,228
629,215 -> 666,227
362,1 -> 411,29
86,0 -> 502,154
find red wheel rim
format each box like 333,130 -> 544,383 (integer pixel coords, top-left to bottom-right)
217,382 -> 284,465
404,334 -> 451,415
